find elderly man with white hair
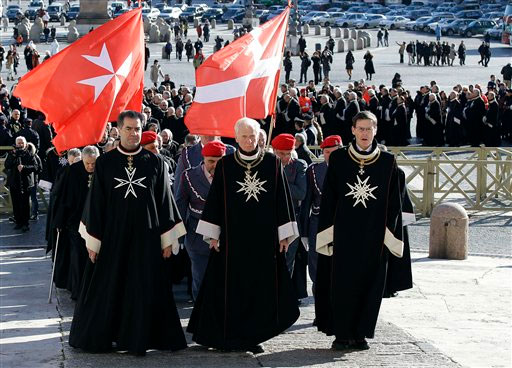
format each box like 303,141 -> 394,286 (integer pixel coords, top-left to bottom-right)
341,91 -> 360,144
188,117 -> 300,353
51,146 -> 100,300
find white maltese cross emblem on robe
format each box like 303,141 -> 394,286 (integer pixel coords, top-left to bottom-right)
237,170 -> 267,202
345,175 -> 378,208
114,167 -> 147,199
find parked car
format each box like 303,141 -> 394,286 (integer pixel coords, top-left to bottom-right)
201,8 -> 223,22
6,5 -> 23,22
479,11 -> 505,21
354,14 -> 386,28
67,5 -> 80,21
315,12 -> 344,26
460,19 -> 497,37
484,23 -> 504,39
47,3 -> 65,22
180,6 -> 204,22
405,9 -> 431,20
220,8 -> 245,23
141,7 -> 160,22
334,13 -> 366,27
301,11 -> 329,24
24,1 -> 45,20
159,7 -> 182,23
454,10 -> 483,19
113,8 -> 130,18
439,18 -> 473,35
414,16 -> 445,32
378,16 -> 410,29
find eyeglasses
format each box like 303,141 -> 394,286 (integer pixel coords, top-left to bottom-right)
355,126 -> 375,133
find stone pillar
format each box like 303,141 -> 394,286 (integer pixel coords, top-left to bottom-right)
335,27 -> 341,38
325,26 -> 331,37
314,25 -> 321,35
337,39 -> 345,53
227,19 -> 234,30
350,29 -> 357,39
347,38 -> 355,51
194,18 -> 199,28
303,24 -> 309,35
343,28 -> 349,39
211,19 -> 216,29
429,203 -> 468,260
76,0 -> 111,36
356,38 -> 364,50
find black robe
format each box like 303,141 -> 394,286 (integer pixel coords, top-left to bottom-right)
69,146 -> 187,355
51,162 -> 92,300
315,141 -> 403,340
384,168 -> 414,296
187,151 -> 300,350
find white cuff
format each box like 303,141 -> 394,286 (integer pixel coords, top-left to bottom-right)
161,222 -> 187,254
278,221 -> 299,244
196,219 -> 221,243
316,225 -> 333,256
402,212 -> 417,226
301,237 -> 309,251
384,227 -> 404,258
454,117 -> 461,124
79,221 -> 101,253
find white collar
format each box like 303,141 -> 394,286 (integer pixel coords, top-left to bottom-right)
117,146 -> 142,155
356,143 -> 372,153
238,150 -> 259,160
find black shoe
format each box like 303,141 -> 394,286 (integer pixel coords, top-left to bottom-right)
351,339 -> 370,350
331,340 -> 351,351
21,225 -> 30,232
9,216 -> 16,223
13,224 -> 23,230
247,345 -> 264,354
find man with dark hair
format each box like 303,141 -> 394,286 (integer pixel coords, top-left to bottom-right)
315,110 -> 404,351
69,110 -> 187,355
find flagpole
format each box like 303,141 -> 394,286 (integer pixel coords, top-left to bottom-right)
265,3 -> 293,151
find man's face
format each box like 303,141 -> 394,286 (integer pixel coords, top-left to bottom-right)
68,154 -> 80,165
160,131 -> 169,143
82,155 -> 97,173
200,135 -> 215,146
12,111 -> 20,121
274,149 -> 292,166
176,108 -> 183,118
323,146 -> 339,164
15,138 -> 26,149
143,141 -> 159,154
351,119 -> 376,150
160,101 -> 168,111
235,124 -> 258,152
204,156 -> 222,175
257,132 -> 266,149
119,117 -> 142,150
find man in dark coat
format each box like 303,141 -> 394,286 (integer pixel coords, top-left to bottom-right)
187,118 -> 300,353
315,111 -> 403,351
463,89 -> 486,146
69,111 -> 187,355
445,91 -> 464,146
425,93 -> 443,146
483,91 -> 500,147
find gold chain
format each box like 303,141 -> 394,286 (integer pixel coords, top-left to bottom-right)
348,145 -> 381,175
234,150 -> 265,172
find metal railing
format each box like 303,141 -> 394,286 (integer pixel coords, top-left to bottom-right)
1,146 -> 511,217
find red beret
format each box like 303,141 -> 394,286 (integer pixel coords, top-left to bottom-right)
320,135 -> 343,149
140,131 -> 158,146
271,134 -> 295,150
202,141 -> 226,157
300,88 -> 306,93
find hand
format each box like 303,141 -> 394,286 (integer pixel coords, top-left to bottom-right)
17,164 -> 23,172
210,239 -> 220,252
279,239 -> 289,253
162,246 -> 172,259
88,249 -> 97,263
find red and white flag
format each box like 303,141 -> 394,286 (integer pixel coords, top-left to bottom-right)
14,8 -> 144,153
185,6 -> 290,137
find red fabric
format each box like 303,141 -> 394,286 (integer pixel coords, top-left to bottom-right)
299,96 -> 312,113
363,88 -> 371,104
184,6 -> 290,138
202,141 -> 226,157
320,135 -> 343,149
13,8 -> 144,153
140,131 -> 157,146
271,133 -> 295,150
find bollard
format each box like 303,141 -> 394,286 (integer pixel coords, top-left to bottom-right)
350,29 -> 357,39
343,28 -> 349,39
326,26 -> 331,37
303,24 -> 309,34
337,39 -> 345,52
194,18 -> 199,28
162,46 -> 167,59
429,203 -> 468,260
347,38 -> 355,51
356,38 -> 364,50
228,19 -> 234,30
335,27 -> 341,38
315,25 -> 321,35
211,19 -> 216,29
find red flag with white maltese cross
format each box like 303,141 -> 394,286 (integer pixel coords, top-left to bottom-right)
14,8 -> 144,153
185,6 -> 290,137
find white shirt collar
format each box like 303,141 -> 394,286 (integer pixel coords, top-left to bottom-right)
356,143 -> 372,152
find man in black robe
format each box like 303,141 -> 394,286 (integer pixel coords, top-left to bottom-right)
315,111 -> 404,351
187,117 -> 300,353
51,146 -> 98,300
69,110 -> 187,355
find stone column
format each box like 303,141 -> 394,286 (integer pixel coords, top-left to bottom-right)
76,0 -> 111,36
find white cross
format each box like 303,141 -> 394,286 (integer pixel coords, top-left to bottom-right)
77,43 -> 132,103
